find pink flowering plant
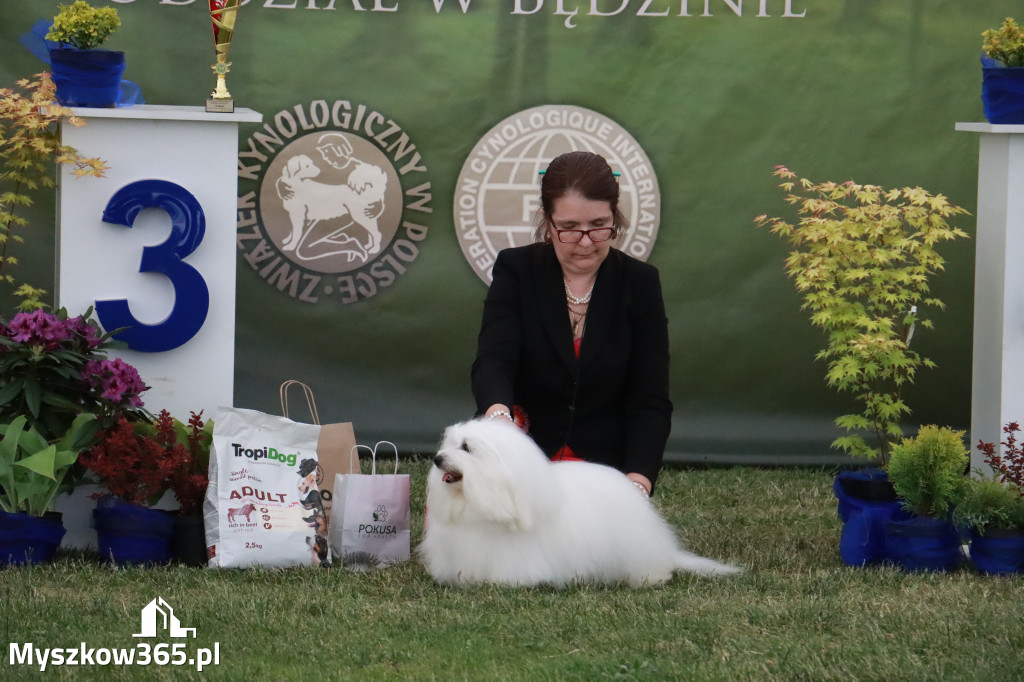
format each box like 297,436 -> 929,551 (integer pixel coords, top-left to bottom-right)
81,358 -> 146,407
0,307 -> 149,443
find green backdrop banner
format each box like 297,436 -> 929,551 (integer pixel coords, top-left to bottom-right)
0,0 -> 1014,463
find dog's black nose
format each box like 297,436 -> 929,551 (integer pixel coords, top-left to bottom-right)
433,455 -> 445,468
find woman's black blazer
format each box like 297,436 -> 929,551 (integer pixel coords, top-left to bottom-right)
471,242 -> 672,487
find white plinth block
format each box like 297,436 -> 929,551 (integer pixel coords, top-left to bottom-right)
956,122 -> 1024,472
58,105 -> 261,421
56,106 -> 261,550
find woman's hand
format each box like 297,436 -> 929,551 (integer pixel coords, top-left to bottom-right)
626,473 -> 651,497
484,404 -> 514,422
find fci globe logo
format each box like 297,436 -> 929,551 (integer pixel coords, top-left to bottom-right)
453,105 -> 661,284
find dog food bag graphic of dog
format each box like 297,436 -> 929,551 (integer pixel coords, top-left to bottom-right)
204,406 -> 331,568
420,419 -> 741,587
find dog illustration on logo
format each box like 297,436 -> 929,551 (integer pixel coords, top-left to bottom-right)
227,503 -> 256,524
275,132 -> 388,264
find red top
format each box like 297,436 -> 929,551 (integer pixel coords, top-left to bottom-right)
551,336 -> 584,462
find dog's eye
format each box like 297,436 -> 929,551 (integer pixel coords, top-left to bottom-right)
458,440 -> 470,453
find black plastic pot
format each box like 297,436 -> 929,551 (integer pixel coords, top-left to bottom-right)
170,514 -> 208,567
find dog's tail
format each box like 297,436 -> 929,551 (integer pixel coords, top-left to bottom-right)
675,550 -> 743,577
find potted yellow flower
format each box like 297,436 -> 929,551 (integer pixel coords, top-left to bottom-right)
45,0 -> 124,108
981,17 -> 1024,124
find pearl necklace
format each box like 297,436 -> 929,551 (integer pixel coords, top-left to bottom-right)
563,278 -> 594,306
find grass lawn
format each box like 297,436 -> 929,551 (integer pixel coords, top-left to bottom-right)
2,463 -> 1022,681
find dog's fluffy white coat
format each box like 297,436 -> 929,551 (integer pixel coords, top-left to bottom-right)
419,419 -> 741,587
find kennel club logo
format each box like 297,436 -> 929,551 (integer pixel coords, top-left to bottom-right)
453,104 -> 661,284
237,100 -> 432,304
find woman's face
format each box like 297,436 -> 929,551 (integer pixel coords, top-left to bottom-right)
547,192 -> 615,278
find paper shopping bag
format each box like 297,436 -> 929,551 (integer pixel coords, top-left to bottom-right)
204,406 -> 331,568
280,380 -> 360,527
329,441 -> 410,570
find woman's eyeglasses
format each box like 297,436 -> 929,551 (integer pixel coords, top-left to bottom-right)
553,227 -> 615,243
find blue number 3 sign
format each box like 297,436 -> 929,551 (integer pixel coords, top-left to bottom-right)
96,179 -> 210,353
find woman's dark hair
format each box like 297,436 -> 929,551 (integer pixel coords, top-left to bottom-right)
535,151 -> 627,243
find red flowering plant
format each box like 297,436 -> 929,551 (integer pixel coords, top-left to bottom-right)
978,422 -> 1024,489
80,410 -> 187,507
166,411 -> 212,515
0,307 -> 149,442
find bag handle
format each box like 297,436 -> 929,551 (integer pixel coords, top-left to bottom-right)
350,444 -> 374,471
372,441 -> 399,475
280,380 -> 320,425
349,441 -> 399,475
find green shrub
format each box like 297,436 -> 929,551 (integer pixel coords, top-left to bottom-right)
886,425 -> 968,518
45,1 -> 121,50
955,477 -> 1024,534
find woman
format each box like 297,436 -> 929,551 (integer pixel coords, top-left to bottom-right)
471,150 -> 672,496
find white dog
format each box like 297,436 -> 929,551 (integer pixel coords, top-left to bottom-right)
419,419 -> 742,587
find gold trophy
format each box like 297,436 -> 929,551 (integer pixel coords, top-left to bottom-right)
206,0 -> 241,113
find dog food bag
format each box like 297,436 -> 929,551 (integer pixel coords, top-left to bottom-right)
204,406 -> 331,568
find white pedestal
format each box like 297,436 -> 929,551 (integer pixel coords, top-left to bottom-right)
56,105 -> 261,549
956,122 -> 1024,472
58,105 -> 261,421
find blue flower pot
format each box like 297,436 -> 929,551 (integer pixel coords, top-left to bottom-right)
884,516 -> 964,572
981,55 -> 1024,124
49,47 -> 126,108
969,527 -> 1024,576
0,510 -> 66,566
834,469 -> 909,567
93,498 -> 173,566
